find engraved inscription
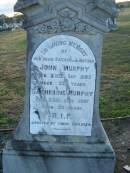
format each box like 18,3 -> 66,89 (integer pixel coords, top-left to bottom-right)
30,35 -> 96,136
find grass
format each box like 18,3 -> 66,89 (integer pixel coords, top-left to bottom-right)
0,8 -> 130,128
101,8 -> 130,118
0,30 -> 26,128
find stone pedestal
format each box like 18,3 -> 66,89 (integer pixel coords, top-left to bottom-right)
3,0 -> 117,173
3,140 -> 115,173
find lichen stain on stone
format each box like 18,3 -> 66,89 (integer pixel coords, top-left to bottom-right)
31,63 -> 51,121
59,69 -> 72,105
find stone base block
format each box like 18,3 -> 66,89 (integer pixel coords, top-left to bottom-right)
3,140 -> 116,173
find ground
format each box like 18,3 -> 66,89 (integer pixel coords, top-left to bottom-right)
103,117 -> 130,173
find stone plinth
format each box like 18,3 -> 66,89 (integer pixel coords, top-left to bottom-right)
3,140 -> 115,173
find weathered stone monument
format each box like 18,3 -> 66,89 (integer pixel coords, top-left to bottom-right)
3,0 -> 117,173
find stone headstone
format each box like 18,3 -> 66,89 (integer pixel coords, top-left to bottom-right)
3,0 -> 118,173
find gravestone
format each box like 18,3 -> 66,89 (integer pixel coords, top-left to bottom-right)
3,0 -> 117,173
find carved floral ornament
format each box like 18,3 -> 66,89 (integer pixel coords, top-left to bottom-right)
29,8 -> 98,34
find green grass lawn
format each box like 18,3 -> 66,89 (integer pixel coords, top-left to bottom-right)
101,8 -> 130,118
0,8 -> 130,128
0,30 -> 26,128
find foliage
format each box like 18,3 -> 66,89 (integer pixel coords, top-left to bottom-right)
0,13 -> 24,25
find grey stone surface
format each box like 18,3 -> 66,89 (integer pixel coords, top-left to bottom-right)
3,140 -> 115,173
0,151 -> 2,173
3,151 -> 115,173
15,33 -> 105,142
3,0 -> 117,173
